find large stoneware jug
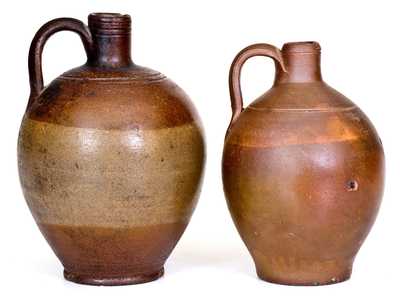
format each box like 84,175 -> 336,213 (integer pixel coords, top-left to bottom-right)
222,41 -> 384,285
18,13 -> 205,285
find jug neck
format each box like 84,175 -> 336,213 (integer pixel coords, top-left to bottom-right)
275,42 -> 322,84
87,13 -> 133,68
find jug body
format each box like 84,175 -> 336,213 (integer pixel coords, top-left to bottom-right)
18,13 -> 205,285
222,42 -> 384,285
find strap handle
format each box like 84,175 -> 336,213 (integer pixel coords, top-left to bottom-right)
227,43 -> 287,136
27,18 -> 93,109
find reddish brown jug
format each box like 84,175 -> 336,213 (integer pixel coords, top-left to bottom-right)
222,41 -> 384,285
18,13 -> 205,285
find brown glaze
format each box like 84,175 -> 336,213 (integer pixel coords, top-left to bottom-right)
41,223 -> 184,286
18,13 -> 205,285
222,41 -> 384,285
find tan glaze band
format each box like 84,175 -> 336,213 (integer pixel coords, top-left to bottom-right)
18,118 -> 205,228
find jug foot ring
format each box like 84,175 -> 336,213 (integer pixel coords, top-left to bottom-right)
63,267 -> 164,286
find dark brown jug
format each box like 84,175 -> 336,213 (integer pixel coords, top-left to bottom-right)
18,13 -> 205,285
222,42 -> 384,285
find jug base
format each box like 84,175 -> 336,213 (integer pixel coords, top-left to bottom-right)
256,264 -> 352,286
63,267 -> 164,286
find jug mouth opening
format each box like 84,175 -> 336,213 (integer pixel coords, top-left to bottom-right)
282,41 -> 321,54
88,13 -> 131,35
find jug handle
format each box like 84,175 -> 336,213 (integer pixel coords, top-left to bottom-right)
27,18 -> 93,110
227,43 -> 287,137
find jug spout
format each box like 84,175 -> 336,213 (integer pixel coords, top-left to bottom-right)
88,13 -> 133,68
275,41 -> 322,84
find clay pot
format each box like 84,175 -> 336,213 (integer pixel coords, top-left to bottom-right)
18,13 -> 205,286
222,42 -> 384,285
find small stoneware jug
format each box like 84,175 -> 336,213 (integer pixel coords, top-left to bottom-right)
18,13 -> 205,285
222,41 -> 384,285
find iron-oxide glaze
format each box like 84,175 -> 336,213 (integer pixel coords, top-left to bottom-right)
223,41 -> 384,286
18,13 -> 205,286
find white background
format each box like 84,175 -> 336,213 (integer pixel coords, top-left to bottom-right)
1,0 -> 399,298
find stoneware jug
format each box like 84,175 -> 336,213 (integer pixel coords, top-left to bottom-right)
18,13 -> 205,285
222,41 -> 384,285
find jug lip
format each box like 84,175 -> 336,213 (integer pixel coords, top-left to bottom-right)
88,13 -> 131,34
282,41 -> 321,53
89,12 -> 131,22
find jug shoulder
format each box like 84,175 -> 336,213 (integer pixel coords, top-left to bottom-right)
249,82 -> 355,111
25,65 -> 201,131
226,100 -> 381,150
60,64 -> 166,82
